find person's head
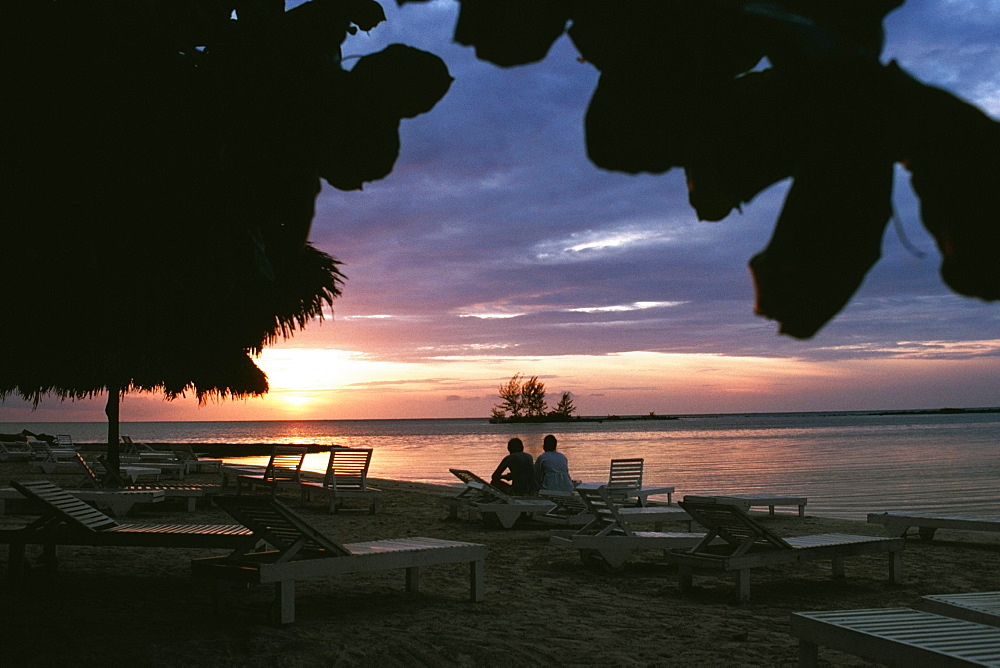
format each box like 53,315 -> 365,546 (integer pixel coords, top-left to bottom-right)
507,437 -> 524,453
542,434 -> 557,451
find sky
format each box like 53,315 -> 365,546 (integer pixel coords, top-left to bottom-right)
3,0 -> 999,423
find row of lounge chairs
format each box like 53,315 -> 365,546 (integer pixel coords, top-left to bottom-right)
222,445 -> 383,514
0,480 -> 485,625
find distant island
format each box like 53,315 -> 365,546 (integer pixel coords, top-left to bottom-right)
488,413 -> 679,424
866,407 -> 1000,416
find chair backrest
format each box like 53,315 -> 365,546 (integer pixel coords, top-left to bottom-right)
676,500 -> 792,554
213,495 -> 349,560
12,480 -> 120,532
575,485 -> 634,537
608,458 -> 643,490
95,455 -> 130,488
322,448 -> 372,491
74,451 -> 103,488
449,468 -> 515,503
56,434 -> 74,448
170,445 -> 197,462
262,446 -> 306,483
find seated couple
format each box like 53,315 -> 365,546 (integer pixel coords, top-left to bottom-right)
491,435 -> 573,495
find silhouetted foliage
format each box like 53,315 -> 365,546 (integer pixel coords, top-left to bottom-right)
0,0 -> 451,458
405,0 -> 999,338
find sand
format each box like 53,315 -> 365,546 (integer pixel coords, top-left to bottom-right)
1,460 -> 998,667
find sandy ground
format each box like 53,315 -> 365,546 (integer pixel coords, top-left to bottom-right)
1,460 -> 998,667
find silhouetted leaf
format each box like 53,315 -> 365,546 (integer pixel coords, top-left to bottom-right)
351,44 -> 453,118
750,159 -> 894,338
454,0 -> 570,67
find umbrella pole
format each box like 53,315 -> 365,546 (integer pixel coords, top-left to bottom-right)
105,386 -> 121,471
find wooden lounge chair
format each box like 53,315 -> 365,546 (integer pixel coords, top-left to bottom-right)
0,485 -> 165,518
554,485 -> 708,570
572,458 -> 675,507
921,591 -> 1000,628
539,487 -> 693,530
192,495 -> 487,624
664,500 -> 904,602
235,446 -> 307,497
684,494 -> 808,517
868,510 -> 1000,540
0,480 -> 254,580
535,489 -> 593,526
443,469 -> 554,529
299,447 -> 382,514
88,454 -> 216,512
0,439 -> 34,462
34,443 -> 80,474
170,445 -> 223,474
790,607 -> 1000,667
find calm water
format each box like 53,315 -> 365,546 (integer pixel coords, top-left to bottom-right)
9,410 -> 999,520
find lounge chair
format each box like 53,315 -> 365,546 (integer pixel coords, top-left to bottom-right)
34,443 -> 79,474
684,494 -> 808,517
299,447 -> 382,514
192,495 -> 487,624
170,444 -> 223,474
921,591 -> 1000,628
790,607 -> 1000,667
0,439 -> 34,462
88,454 -> 217,512
663,500 -> 904,601
552,485 -> 709,570
0,485 -> 165,518
538,487 -> 693,530
235,446 -> 307,497
868,510 -> 1000,540
444,469 -> 554,529
573,457 -> 675,507
0,480 -> 254,580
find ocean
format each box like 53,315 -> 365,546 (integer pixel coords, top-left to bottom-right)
9,409 -> 999,520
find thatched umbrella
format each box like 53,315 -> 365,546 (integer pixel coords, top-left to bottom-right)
0,0 -> 450,468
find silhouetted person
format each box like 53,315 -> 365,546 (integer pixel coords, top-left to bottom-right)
491,437 -> 537,495
535,434 -> 573,491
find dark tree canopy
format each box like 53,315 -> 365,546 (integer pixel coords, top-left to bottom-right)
406,0 -> 1000,338
0,1 -> 451,450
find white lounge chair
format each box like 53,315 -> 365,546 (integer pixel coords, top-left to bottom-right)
684,494 -> 808,517
0,485 -> 165,518
235,446 -> 307,497
664,500 -> 905,601
0,480 -> 253,580
791,607 -> 1000,667
170,445 -> 223,474
541,487 -> 693,531
574,457 -> 675,507
868,510 -> 1000,540
0,439 -> 34,462
445,469 -> 554,529
921,591 -> 1000,628
192,495 -> 487,624
554,485 -> 709,571
299,447 -> 382,514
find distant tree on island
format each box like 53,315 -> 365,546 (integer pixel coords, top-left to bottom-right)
552,392 -> 577,418
490,374 -> 577,422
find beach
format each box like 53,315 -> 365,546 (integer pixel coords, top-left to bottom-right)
1,461 -> 999,667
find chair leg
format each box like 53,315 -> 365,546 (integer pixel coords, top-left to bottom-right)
677,565 -> 693,592
405,566 -> 421,593
470,559 -> 485,602
831,557 -> 845,579
735,569 -> 751,602
273,580 -> 296,625
798,640 -> 819,668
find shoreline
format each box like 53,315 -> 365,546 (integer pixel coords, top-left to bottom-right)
1,460 -> 999,665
